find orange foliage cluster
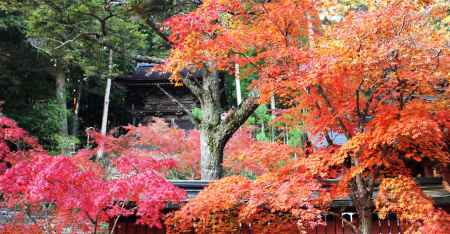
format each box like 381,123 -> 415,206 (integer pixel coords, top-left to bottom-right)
224,127 -> 300,175
376,176 -> 450,233
166,164 -> 324,234
164,0 -> 319,89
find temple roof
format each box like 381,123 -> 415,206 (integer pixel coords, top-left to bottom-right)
115,63 -> 203,85
116,63 -> 171,83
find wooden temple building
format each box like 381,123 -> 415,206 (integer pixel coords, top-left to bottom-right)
116,63 -> 198,129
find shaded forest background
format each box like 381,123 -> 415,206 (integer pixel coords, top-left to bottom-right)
0,1 -> 284,154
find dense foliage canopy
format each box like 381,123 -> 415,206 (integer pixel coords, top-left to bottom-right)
0,0 -> 448,233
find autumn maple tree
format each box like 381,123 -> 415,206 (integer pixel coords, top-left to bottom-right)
162,0 -> 323,179
261,0 -> 449,233
163,0 -> 449,233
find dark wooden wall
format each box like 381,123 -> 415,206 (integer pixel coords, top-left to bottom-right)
111,215 -> 403,234
125,84 -> 198,129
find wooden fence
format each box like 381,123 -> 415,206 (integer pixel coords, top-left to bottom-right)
110,213 -> 403,234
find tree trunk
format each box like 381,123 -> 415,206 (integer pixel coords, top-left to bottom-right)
100,49 -> 113,136
181,63 -> 259,180
199,68 -> 223,180
235,63 -> 242,105
351,174 -> 374,234
97,49 -> 113,162
71,80 -> 83,137
55,65 -> 68,137
100,78 -> 112,135
358,208 -> 372,234
54,65 -> 71,155
200,130 -> 225,179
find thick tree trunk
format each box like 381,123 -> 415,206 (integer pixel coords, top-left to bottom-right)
196,66 -> 259,180
200,130 -> 225,179
199,68 -> 223,180
54,65 -> 71,155
358,208 -> 372,234
351,174 -> 374,234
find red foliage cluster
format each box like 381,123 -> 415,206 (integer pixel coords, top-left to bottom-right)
0,116 -> 42,174
0,117 -> 186,233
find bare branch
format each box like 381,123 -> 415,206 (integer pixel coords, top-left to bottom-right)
81,33 -> 166,64
180,72 -> 203,102
146,18 -> 172,46
27,40 -> 51,55
109,201 -> 127,234
156,84 -> 200,126
54,33 -> 83,50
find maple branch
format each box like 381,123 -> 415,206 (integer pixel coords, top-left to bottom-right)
355,79 -> 365,130
145,18 -> 172,46
110,201 -> 127,234
260,3 -> 290,47
315,84 -> 352,139
396,14 -> 408,36
156,84 -> 200,126
218,93 -> 259,142
180,72 -> 203,102
324,131 -> 334,146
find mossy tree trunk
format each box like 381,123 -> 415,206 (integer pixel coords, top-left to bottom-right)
180,65 -> 259,180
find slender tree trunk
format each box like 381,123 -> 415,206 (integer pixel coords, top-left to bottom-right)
100,49 -> 113,136
97,49 -> 113,162
100,78 -> 112,135
235,63 -> 242,105
71,80 -> 83,137
55,66 -> 68,137
0,100 -> 4,116
270,95 -> 276,142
